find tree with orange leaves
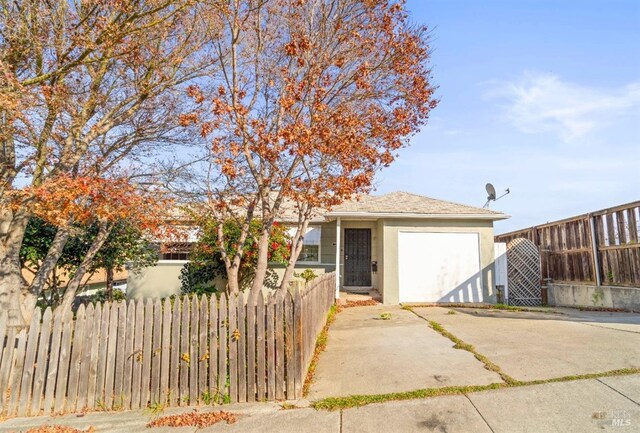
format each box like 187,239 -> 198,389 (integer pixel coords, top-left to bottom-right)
17,175 -> 170,310
185,0 -> 437,298
0,0 -> 216,325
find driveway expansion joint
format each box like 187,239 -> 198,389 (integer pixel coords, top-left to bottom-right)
404,306 -> 517,385
464,393 -> 496,433
596,378 -> 640,407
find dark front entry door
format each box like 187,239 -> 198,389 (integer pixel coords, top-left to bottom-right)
344,229 -> 372,286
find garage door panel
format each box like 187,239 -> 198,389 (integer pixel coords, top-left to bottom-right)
398,232 -> 483,303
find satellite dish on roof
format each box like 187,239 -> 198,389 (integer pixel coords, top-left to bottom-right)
483,183 -> 510,208
486,183 -> 496,200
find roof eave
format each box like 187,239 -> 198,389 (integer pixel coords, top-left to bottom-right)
324,211 -> 511,221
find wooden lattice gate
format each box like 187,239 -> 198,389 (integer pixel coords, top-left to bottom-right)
506,238 -> 542,306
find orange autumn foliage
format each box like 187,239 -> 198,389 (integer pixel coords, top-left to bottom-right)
191,0 -> 436,212
13,175 -> 170,236
184,0 -> 437,295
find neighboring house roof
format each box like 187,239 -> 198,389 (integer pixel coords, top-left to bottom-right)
325,191 -> 509,220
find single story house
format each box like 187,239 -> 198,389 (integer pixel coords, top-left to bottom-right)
128,191 -> 509,304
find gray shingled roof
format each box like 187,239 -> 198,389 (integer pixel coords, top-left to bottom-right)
328,191 -> 506,217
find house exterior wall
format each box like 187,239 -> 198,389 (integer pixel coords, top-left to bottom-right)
127,218 -> 498,304
127,260 -> 187,299
380,218 -> 497,305
127,222 -> 340,298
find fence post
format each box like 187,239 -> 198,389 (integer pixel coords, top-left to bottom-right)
589,214 -> 602,286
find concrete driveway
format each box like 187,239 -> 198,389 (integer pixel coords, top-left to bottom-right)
307,305 -> 502,400
412,307 -> 640,381
308,304 -> 640,400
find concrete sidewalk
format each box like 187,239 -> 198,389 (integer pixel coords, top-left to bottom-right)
2,375 -> 639,432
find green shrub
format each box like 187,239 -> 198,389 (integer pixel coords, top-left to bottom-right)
295,269 -> 318,284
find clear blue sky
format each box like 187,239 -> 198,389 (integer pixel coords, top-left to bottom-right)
375,0 -> 640,233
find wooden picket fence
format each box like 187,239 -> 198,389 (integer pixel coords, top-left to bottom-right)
495,201 -> 640,287
0,273 -> 335,417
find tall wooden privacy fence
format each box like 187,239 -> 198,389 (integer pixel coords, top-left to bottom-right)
0,273 -> 335,417
495,201 -> 640,287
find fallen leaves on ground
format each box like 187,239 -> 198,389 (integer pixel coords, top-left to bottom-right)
146,411 -> 237,428
26,426 -> 95,433
343,299 -> 379,308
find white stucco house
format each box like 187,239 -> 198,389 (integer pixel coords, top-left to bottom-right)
128,191 -> 509,304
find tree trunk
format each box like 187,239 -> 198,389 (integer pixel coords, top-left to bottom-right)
0,209 -> 33,327
60,222 -> 112,311
278,219 -> 309,293
29,225 -> 71,297
105,266 -> 114,301
249,227 -> 271,301
227,266 -> 240,294
0,255 -> 32,328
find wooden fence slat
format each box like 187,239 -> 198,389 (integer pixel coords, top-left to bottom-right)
208,295 -> 218,401
0,310 -> 6,340
628,208 -> 638,243
256,291 -> 265,401
275,291 -> 285,400
189,295 -> 199,406
18,311 -> 42,416
217,294 -> 228,402
113,302 -> 128,410
7,329 -> 28,415
131,300 -> 145,409
140,300 -> 154,408
95,303 -> 112,410
237,291 -> 246,403
293,289 -> 303,399
121,300 -> 136,410
76,303 -> 95,412
159,299 -> 171,405
246,294 -> 256,402
31,308 -> 53,415
266,294 -> 275,401
169,298 -> 181,406
53,310 -> 74,413
0,327 -> 16,408
179,297 -> 190,405
285,293 -> 295,399
42,309 -> 63,414
103,303 -> 120,409
228,293 -> 238,404
0,311 -> 8,376
86,303 -> 103,411
198,296 -> 208,404
66,305 -> 87,413
147,299 -> 161,407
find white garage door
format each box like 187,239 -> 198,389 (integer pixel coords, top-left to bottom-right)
398,232 -> 483,303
